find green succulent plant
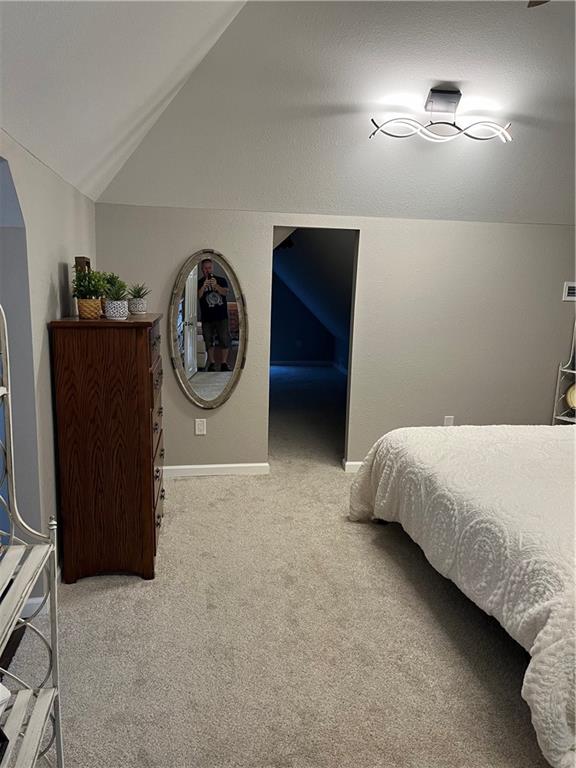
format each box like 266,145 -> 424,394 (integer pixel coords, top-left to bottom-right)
103,272 -> 123,290
72,267 -> 106,299
128,283 -> 151,299
105,280 -> 128,301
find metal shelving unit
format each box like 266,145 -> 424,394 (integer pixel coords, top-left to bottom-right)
0,304 -> 63,767
552,323 -> 576,425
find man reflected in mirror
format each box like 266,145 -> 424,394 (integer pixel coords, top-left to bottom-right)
198,258 -> 231,372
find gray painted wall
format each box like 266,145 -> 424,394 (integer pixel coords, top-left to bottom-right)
1,130 -> 96,528
348,219 -> 574,457
0,226 -> 42,536
96,203 -> 574,464
97,204 -> 273,466
0,158 -> 42,537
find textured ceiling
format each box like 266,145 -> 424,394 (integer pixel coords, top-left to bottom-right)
101,1 -> 575,225
0,1 -> 244,198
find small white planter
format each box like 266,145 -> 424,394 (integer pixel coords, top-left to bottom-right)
128,297 -> 148,315
104,299 -> 129,320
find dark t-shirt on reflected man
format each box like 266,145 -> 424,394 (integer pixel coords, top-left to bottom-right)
198,275 -> 229,322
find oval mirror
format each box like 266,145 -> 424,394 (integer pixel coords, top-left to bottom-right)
169,249 -> 247,409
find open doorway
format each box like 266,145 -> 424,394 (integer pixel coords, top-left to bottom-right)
268,227 -> 358,467
1,158 -> 42,541
0,158 -> 43,650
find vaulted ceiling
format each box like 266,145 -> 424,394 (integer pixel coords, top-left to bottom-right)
0,2 -> 244,198
100,1 -> 575,225
2,2 -> 574,225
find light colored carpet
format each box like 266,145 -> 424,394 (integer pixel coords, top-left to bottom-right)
11,368 -> 547,767
189,371 -> 233,400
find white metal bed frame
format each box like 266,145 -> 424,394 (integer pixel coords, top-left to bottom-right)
0,304 -> 63,767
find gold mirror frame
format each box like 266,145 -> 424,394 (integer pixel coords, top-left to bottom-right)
168,249 -> 248,409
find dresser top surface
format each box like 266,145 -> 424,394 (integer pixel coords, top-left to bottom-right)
50,313 -> 162,329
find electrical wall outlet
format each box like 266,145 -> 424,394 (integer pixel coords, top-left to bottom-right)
195,418 -> 207,436
443,415 -> 454,426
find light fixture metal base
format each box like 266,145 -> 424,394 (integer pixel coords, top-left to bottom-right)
425,88 -> 462,114
371,87 -> 511,144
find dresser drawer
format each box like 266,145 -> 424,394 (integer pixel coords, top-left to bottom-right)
153,467 -> 164,514
150,323 -> 162,367
153,428 -> 164,494
153,450 -> 165,551
151,392 -> 163,453
154,490 -> 164,549
150,358 -> 163,409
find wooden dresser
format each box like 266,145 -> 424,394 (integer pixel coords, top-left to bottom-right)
49,314 -> 164,583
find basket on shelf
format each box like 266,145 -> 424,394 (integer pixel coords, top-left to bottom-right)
77,298 -> 102,320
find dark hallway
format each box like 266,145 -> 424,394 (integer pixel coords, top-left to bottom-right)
268,227 -> 357,466
269,365 -> 348,466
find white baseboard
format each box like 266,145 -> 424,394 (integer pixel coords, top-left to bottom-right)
164,463 -> 270,478
342,460 -> 362,473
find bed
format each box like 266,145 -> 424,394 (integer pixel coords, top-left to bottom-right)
349,425 -> 575,768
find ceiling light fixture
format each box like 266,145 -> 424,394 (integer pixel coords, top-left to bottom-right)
370,88 -> 512,144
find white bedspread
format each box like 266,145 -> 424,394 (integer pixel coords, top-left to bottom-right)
349,425 -> 575,768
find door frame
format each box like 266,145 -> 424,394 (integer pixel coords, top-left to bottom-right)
268,225 -> 359,469
183,267 -> 198,379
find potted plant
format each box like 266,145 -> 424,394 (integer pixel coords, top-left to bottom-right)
102,272 -> 121,312
103,279 -> 129,320
128,283 -> 151,315
72,267 -> 106,320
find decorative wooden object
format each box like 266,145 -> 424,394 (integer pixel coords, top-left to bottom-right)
73,256 -> 91,273
49,314 -> 164,583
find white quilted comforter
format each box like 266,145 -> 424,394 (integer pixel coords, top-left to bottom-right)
349,425 -> 575,768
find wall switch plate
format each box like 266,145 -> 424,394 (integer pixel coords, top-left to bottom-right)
195,419 -> 207,436
443,416 -> 454,426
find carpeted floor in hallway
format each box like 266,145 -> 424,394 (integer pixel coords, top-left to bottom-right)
11,366 -> 546,768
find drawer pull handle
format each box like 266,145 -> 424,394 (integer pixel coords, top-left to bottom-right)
158,406 -> 164,417
154,468 -> 161,480
153,422 -> 160,433
160,488 -> 166,501
160,448 -> 165,459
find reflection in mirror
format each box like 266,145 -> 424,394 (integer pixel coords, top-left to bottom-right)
170,250 -> 247,409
